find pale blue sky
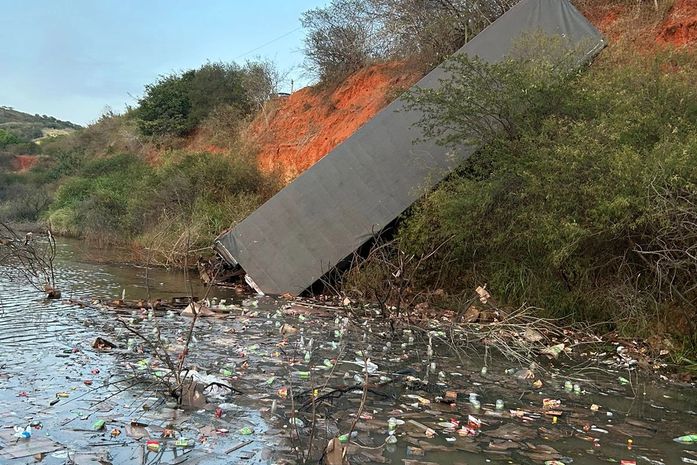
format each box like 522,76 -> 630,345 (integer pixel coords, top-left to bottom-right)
0,0 -> 325,125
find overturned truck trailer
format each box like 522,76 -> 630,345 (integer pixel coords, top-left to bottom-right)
215,0 -> 605,296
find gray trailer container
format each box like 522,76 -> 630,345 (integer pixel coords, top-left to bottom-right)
215,0 -> 605,295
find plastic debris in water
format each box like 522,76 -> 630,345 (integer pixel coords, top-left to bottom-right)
13,426 -> 31,439
674,434 -> 697,444
175,438 -> 194,448
289,417 -> 304,428
543,398 -> 561,409
146,440 -> 160,452
540,343 -> 565,359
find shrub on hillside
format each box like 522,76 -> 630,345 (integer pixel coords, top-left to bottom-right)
401,48 -> 697,340
0,129 -> 21,147
301,0 -> 517,82
131,151 -> 279,265
44,149 -> 279,261
301,0 -> 385,83
134,61 -> 279,137
48,154 -> 152,242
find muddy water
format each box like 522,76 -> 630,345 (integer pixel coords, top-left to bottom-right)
1,239 -> 696,465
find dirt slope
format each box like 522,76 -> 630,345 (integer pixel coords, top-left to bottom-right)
658,0 -> 697,45
11,155 -> 40,172
248,62 -> 422,180
581,0 -> 697,46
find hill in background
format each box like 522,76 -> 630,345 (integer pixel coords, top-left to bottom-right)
0,106 -> 81,142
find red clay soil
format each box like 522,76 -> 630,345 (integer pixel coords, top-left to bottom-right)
579,0 -> 697,48
658,0 -> 697,45
249,62 -> 422,180
11,155 -> 39,172
580,4 -> 628,41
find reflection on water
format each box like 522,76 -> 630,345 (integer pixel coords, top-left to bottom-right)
0,238 -> 696,465
53,238 -> 239,301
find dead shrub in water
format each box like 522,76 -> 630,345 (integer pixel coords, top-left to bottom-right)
339,233 -> 450,320
0,222 -> 59,298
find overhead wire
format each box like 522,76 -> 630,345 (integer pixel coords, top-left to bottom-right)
233,26 -> 303,60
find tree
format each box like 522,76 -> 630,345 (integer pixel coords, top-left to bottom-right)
136,72 -> 193,136
368,0 -> 516,66
300,0 -> 518,82
301,0 -> 388,83
134,61 -> 280,137
0,129 -> 21,147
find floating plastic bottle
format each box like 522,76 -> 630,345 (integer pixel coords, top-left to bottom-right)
674,434 -> 697,444
339,431 -> 358,443
14,426 -> 31,440
146,440 -> 160,452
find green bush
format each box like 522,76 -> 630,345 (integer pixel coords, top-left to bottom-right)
48,153 -> 153,241
401,48 -> 697,339
134,61 -> 275,137
41,148 -> 278,261
131,151 -> 277,262
0,129 -> 21,147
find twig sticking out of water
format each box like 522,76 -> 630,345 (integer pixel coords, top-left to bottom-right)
0,222 -> 59,297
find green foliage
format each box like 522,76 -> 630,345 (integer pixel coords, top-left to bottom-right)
134,62 -> 273,137
0,129 -> 21,147
131,151 -> 277,261
403,34 -> 589,147
401,49 -> 697,338
136,73 -> 193,136
48,154 -> 151,242
43,149 -> 278,259
0,105 -> 80,141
